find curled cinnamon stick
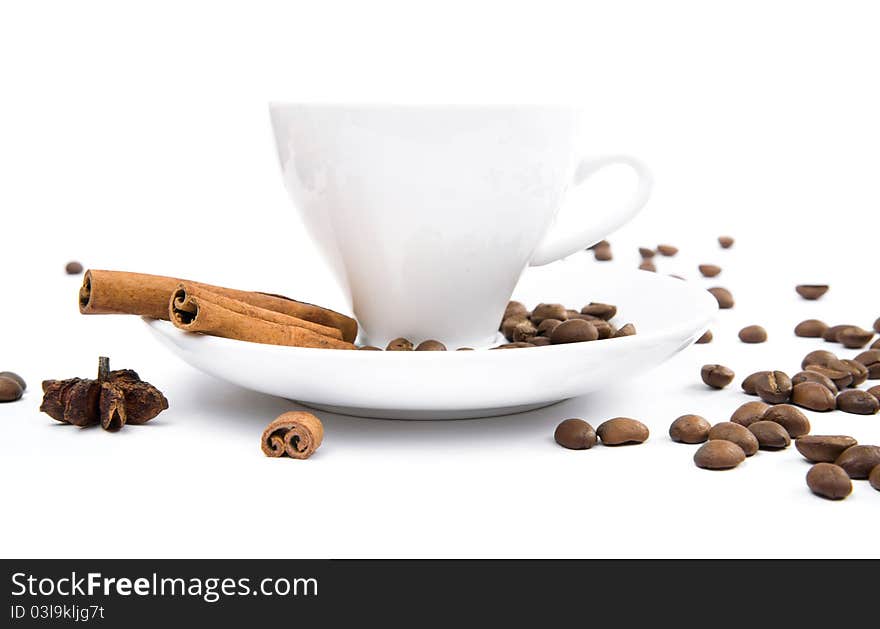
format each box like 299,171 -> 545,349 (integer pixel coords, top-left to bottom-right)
261,412 -> 324,459
170,283 -> 354,349
79,270 -> 358,342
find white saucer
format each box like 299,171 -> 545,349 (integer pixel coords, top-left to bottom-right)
145,259 -> 717,419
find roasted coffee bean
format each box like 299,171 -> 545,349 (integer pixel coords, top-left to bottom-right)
550,319 -> 598,344
869,385 -> 880,404
739,325 -> 767,344
554,418 -> 597,450
699,264 -> 721,278
875,317 -> 880,334
492,342 -> 535,349
853,350 -> 880,379
639,259 -> 657,272
791,370 -> 838,394
701,364 -> 735,389
0,377 -> 23,403
669,414 -> 711,444
838,326 -> 874,349
741,371 -> 770,395
748,421 -> 791,450
590,320 -> 613,339
823,324 -> 857,343
801,349 -> 840,370
614,323 -> 636,337
580,303 -> 617,320
657,244 -> 678,257
708,422 -> 759,456
841,359 -> 868,386
795,435 -> 858,463
791,382 -> 836,412
707,287 -> 734,309
762,404 -> 810,438
415,340 -> 447,351
730,401 -> 770,427
835,445 -> 880,479
65,261 -> 84,275
639,247 -> 656,258
754,371 -> 792,404
531,303 -> 568,324
870,465 -> 880,491
512,320 -> 538,342
456,347 -> 474,351
694,440 -> 745,470
358,345 -> 382,350
596,417 -> 649,445
806,463 -> 852,500
695,330 -> 713,344
594,245 -> 612,261
804,365 -> 852,390
718,236 -> 734,249
794,319 -> 829,338
0,371 -> 26,391
537,319 -> 563,336
795,284 -> 829,300
590,240 -> 610,250
529,336 -> 551,346
386,337 -> 413,351
836,389 -> 880,415
501,315 -> 529,339
504,301 -> 530,320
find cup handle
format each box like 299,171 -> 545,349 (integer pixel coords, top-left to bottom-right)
529,154 -> 653,266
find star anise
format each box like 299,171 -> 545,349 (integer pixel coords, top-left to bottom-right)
40,357 -> 168,431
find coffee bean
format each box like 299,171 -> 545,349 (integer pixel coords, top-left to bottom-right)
754,371 -> 792,404
718,236 -> 734,249
791,382 -> 836,412
0,371 -> 26,391
415,340 -> 447,351
657,244 -> 678,257
794,319 -> 828,338
695,330 -> 713,344
512,320 -> 538,342
742,371 -> 770,395
639,259 -> 657,272
613,323 -> 636,338
836,389 -> 880,415
795,284 -> 829,300
699,264 -> 721,278
358,345 -> 382,350
795,435 -> 858,463
550,319 -> 598,344
707,287 -> 734,309
639,247 -> 655,258
594,245 -> 612,261
801,349 -> 840,370
748,421 -> 791,450
841,359 -> 868,386
501,316 -> 529,339
835,445 -> 880,479
456,347 -> 474,351
762,404 -> 810,438
529,336 -> 552,346
823,324 -> 857,342
386,337 -> 413,351
694,440 -> 745,470
730,401 -> 770,427
875,317 -> 880,334
669,414 -> 711,444
596,417 -> 649,445
804,365 -> 852,390
739,325 -> 767,344
853,350 -> 880,379
708,422 -> 759,456
531,303 -> 568,324
580,303 -> 617,320
792,370 -> 838,393
554,418 -> 597,450
504,301 -> 529,320
870,465 -> 880,492
869,385 -> 880,403
594,321 -> 615,339
806,463 -> 852,500
0,377 -> 23,403
492,342 -> 535,349
701,364 -> 735,389
65,261 -> 84,275
536,319 -> 562,336
838,326 -> 874,349
873,338 -> 880,350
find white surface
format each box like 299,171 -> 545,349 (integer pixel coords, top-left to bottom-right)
270,104 -> 651,347
1,0 -> 880,559
144,263 -> 715,418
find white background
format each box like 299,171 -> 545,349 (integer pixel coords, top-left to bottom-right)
1,0 -> 878,558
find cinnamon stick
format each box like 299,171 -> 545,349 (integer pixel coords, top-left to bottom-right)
170,283 -> 354,349
79,270 -> 358,342
261,412 -> 324,459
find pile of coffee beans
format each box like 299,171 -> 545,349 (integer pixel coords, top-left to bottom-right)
555,417 -> 648,449
495,300 -> 635,348
0,371 -> 26,403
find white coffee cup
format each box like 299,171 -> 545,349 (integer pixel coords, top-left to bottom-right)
269,104 -> 651,348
